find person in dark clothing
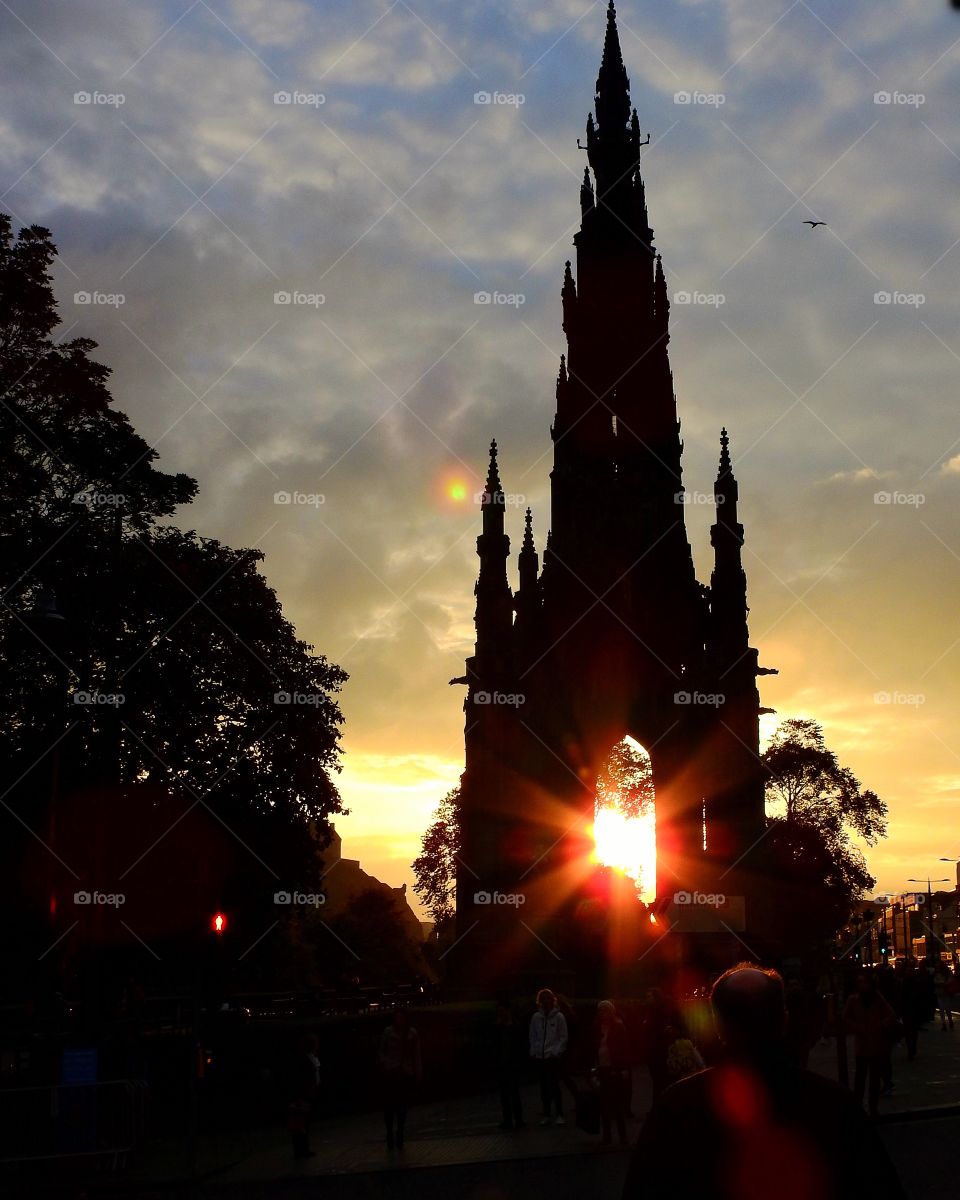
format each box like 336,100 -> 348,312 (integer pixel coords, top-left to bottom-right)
288,1032 -> 320,1159
594,999 -> 630,1145
379,1008 -> 422,1151
494,1000 -> 526,1129
622,963 -> 907,1200
639,988 -> 674,1100
898,958 -> 928,1060
843,971 -> 896,1118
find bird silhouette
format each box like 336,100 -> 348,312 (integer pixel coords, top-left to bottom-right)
803,220 -> 827,229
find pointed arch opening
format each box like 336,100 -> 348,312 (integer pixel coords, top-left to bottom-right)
591,735 -> 656,902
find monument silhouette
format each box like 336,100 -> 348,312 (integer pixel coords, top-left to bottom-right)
451,3 -> 777,983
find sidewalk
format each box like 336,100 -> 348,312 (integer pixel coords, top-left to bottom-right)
120,1019 -> 960,1191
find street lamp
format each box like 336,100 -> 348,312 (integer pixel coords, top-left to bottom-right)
908,877 -> 950,961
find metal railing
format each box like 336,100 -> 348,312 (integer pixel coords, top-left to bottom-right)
0,1079 -> 148,1168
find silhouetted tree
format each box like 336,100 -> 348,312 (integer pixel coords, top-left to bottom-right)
0,216 -> 346,992
762,719 -> 886,949
412,784 -> 460,935
596,737 -> 654,819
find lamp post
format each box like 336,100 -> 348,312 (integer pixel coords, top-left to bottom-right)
908,877 -> 950,962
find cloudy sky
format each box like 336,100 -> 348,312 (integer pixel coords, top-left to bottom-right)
5,0 -> 960,913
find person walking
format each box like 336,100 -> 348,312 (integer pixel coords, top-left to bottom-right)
288,1032 -> 321,1159
379,1008 -> 422,1151
932,960 -> 955,1031
594,999 -> 630,1145
621,963 -> 907,1200
529,987 -> 568,1125
494,999 -> 526,1129
843,971 -> 896,1118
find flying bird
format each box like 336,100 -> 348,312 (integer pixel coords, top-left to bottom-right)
803,220 -> 827,229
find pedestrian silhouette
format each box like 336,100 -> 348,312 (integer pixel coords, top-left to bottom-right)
622,963 -> 907,1200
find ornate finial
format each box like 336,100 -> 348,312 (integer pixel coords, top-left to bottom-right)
718,427 -> 732,475
485,438 -> 503,497
558,353 -> 567,385
522,507 -> 535,551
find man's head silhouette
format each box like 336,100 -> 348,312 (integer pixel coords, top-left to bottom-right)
711,962 -> 787,1053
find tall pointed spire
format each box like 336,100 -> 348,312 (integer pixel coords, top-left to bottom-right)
595,1 -> 631,138
484,437 -> 503,501
653,253 -> 670,342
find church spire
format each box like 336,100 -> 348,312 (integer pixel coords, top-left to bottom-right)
595,1 -> 631,139
516,507 -> 540,631
474,438 -> 513,664
653,253 -> 670,342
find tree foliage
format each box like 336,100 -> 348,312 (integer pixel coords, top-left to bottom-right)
596,737 -> 654,819
0,217 -> 346,988
412,785 -> 460,934
762,718 -> 887,949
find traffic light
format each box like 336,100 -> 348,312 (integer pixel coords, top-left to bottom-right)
211,911 -> 227,935
878,929 -> 889,956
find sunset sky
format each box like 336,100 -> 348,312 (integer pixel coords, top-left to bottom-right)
5,0 -> 960,914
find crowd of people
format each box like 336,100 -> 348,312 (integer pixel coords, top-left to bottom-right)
284,954 -> 956,1178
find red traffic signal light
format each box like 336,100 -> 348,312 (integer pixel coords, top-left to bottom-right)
211,911 -> 227,935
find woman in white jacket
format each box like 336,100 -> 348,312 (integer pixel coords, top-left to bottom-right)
529,988 -> 568,1124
